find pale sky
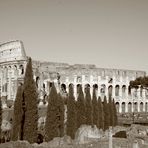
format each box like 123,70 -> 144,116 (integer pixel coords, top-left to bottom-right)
0,0 -> 148,72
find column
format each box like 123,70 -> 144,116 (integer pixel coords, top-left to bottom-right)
98,84 -> 101,97
137,88 -> 141,99
90,75 -> 93,84
125,102 -> 128,113
112,85 -> 115,98
105,84 -> 108,99
137,102 -> 140,112
8,70 -> 12,100
143,103 -> 145,112
119,86 -> 122,97
142,89 -> 146,99
119,102 -> 122,113
125,85 -> 129,99
90,84 -> 93,98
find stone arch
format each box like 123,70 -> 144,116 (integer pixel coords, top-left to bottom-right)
115,85 -> 120,96
77,84 -> 81,94
122,85 -> 126,97
93,84 -> 98,96
84,84 -> 90,93
128,102 -> 132,113
128,86 -> 131,95
140,102 -> 143,112
100,84 -> 106,94
108,85 -> 113,97
36,76 -> 40,88
145,102 -> 148,112
19,65 -> 24,75
116,102 -> 119,113
61,83 -> 67,93
121,102 -> 125,113
140,86 -> 143,97
133,102 -> 138,112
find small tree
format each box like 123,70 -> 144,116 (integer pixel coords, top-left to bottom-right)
98,96 -> 104,129
23,58 -> 38,143
108,96 -> 113,126
85,86 -> 92,125
92,87 -> 99,127
57,93 -> 64,137
11,85 -> 23,141
76,85 -> 86,129
45,83 -> 59,141
112,99 -> 118,126
103,96 -> 110,131
66,84 -> 77,139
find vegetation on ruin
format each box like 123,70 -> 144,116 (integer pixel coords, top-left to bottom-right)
11,85 -> 23,141
112,99 -> 118,126
76,85 -> 86,129
85,86 -> 93,126
22,57 -> 38,143
66,84 -> 77,139
130,76 -> 148,89
108,96 -> 113,126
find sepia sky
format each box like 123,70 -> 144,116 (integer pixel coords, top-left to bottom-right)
0,0 -> 148,72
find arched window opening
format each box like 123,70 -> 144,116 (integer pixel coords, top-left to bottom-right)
128,86 -> 131,95
20,65 -> 24,75
36,76 -> 40,88
116,102 -> 119,113
108,85 -> 113,98
100,84 -> 106,94
128,102 -> 132,113
122,102 -> 125,113
140,102 -> 143,112
61,83 -> 67,93
115,85 -> 119,96
134,102 -> 138,112
122,85 -> 126,97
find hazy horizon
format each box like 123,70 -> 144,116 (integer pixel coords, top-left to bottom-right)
0,0 -> 148,73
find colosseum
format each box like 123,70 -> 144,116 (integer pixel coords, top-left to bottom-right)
0,40 -> 147,113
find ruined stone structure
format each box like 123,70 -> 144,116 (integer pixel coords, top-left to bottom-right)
0,40 -> 147,113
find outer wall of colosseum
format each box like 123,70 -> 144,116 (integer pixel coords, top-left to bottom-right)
0,40 -> 148,113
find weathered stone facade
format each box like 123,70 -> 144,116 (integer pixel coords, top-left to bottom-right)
0,40 -> 147,113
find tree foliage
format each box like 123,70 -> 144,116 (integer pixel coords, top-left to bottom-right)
85,86 -> 92,125
66,84 -> 77,139
98,96 -> 104,129
45,83 -> 63,141
112,99 -> 118,126
23,57 -> 38,143
103,96 -> 110,131
108,96 -> 113,127
76,85 -> 86,129
0,96 -> 2,141
11,85 -> 23,141
92,87 -> 99,127
130,76 -> 148,89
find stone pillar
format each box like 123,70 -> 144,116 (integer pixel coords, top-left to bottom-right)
8,70 -> 12,100
119,102 -> 122,113
105,84 -> 108,100
90,84 -> 93,98
74,76 -> 77,99
90,75 -> 93,84
125,85 -> 129,99
137,102 -> 140,112
98,84 -> 101,97
125,103 -> 128,113
137,88 -> 141,99
143,103 -> 145,112
142,89 -> 146,99
119,86 -> 122,97
112,85 -> 115,98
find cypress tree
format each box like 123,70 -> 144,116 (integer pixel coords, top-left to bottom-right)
98,96 -> 104,129
57,93 -> 64,137
76,85 -> 86,129
23,57 -> 38,143
108,96 -> 113,126
112,99 -> 118,126
92,87 -> 99,127
103,96 -> 110,131
66,84 -> 77,139
85,86 -> 92,125
11,85 -> 23,141
45,83 -> 59,141
0,96 -> 2,142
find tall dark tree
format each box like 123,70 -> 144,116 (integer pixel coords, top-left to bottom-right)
108,96 -> 113,126
45,83 -> 59,141
76,85 -> 86,129
92,87 -> 99,127
103,96 -> 110,131
57,93 -> 64,137
11,85 -> 23,141
0,96 -> 2,142
112,99 -> 118,126
23,58 -> 38,143
66,84 -> 77,139
98,96 -> 104,129
85,85 -> 92,125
